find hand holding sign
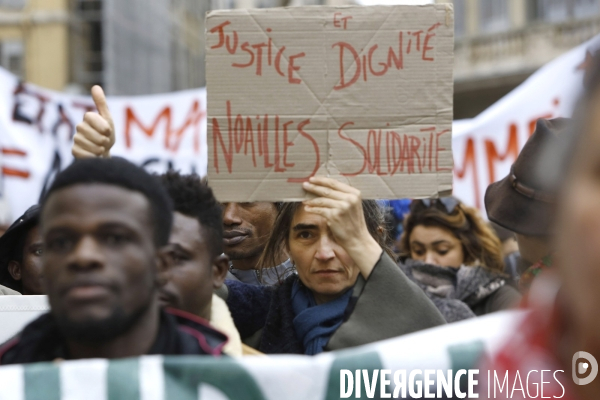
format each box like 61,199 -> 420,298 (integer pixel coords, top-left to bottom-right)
72,85 -> 115,159
302,176 -> 382,279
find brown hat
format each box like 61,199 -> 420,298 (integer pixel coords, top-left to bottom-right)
485,118 -> 570,236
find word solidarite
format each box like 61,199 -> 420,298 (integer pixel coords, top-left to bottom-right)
211,101 -> 449,181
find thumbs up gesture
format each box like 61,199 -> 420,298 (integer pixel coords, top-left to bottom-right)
72,85 -> 115,159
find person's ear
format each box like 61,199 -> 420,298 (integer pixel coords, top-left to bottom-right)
155,247 -> 170,289
7,261 -> 22,281
212,253 -> 229,289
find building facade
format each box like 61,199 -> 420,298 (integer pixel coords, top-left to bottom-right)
439,0 -> 600,118
0,0 -> 210,95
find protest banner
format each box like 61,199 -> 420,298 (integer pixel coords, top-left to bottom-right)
1,30 -> 599,219
206,5 -> 455,202
452,34 -> 600,211
0,68 -> 207,219
0,310 -> 523,400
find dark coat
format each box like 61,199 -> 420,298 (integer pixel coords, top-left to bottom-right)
224,253 -> 446,354
0,308 -> 228,365
400,259 -> 522,322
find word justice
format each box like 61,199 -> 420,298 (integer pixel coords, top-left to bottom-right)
337,122 -> 451,176
209,21 -> 305,85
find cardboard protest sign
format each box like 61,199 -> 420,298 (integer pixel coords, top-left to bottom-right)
206,5 -> 454,201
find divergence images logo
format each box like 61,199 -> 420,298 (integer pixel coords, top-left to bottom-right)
572,351 -> 598,385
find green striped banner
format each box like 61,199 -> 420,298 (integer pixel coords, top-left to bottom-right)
0,311 -> 522,400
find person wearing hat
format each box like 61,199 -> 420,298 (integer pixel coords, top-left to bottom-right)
0,205 -> 43,295
485,118 -> 569,291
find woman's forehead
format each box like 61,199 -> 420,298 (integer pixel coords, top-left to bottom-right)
410,224 -> 459,243
291,205 -> 326,227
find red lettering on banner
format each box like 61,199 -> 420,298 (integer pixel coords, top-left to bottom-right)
337,122 -> 367,177
337,124 -> 449,176
124,100 -> 205,154
209,19 -> 441,88
333,22 -> 441,90
211,101 -> 320,180
454,137 -> 480,209
333,12 -> 352,29
209,22 -> 305,84
288,119 -> 319,183
485,124 -> 519,184
1,147 -> 29,179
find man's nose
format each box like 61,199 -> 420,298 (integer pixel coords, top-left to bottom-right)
315,236 -> 336,261
68,236 -> 104,271
222,203 -> 242,226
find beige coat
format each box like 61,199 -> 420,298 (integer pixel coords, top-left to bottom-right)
0,285 -> 20,296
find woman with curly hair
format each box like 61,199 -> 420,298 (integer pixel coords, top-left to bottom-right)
398,197 -> 521,320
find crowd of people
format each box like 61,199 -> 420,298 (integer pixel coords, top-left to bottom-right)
1,47 -> 600,400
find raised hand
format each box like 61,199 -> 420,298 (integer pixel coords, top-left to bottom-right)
302,176 -> 382,278
72,86 -> 115,159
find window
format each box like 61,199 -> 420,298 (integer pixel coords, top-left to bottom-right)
454,0 -> 466,37
574,0 -> 600,18
535,0 -> 600,21
479,0 -> 510,33
0,0 -> 25,9
0,40 -> 24,77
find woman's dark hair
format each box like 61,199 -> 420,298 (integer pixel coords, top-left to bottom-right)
160,171 -> 223,257
399,198 -> 504,273
257,200 -> 394,273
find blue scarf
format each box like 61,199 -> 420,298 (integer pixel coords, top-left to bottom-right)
291,279 -> 352,355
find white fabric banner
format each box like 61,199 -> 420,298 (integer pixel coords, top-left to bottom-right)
0,308 -> 525,400
0,69 -> 207,219
452,34 -> 600,210
1,33 -> 600,219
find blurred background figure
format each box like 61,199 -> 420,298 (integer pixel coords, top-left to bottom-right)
483,55 -> 600,400
399,197 -> 521,319
222,201 -> 290,285
486,118 -> 569,291
0,205 -> 43,295
489,221 -> 520,282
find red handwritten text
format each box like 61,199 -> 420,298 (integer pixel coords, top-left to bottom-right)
212,101 -> 320,182
209,21 -> 305,84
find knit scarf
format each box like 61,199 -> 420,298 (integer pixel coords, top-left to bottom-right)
290,279 -> 352,355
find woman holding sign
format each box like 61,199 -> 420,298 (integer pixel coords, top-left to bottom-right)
223,177 -> 445,355
71,87 -> 445,355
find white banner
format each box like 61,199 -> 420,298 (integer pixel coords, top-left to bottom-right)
0,69 -> 207,219
452,34 -> 600,210
0,309 -> 524,400
1,33 -> 599,219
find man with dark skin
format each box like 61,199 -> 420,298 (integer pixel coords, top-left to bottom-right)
159,172 -> 243,356
0,206 -> 44,295
159,172 -> 229,320
0,158 -> 227,364
223,202 -> 289,284
69,85 -> 285,286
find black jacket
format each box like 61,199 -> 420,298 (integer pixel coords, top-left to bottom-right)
0,308 -> 228,365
